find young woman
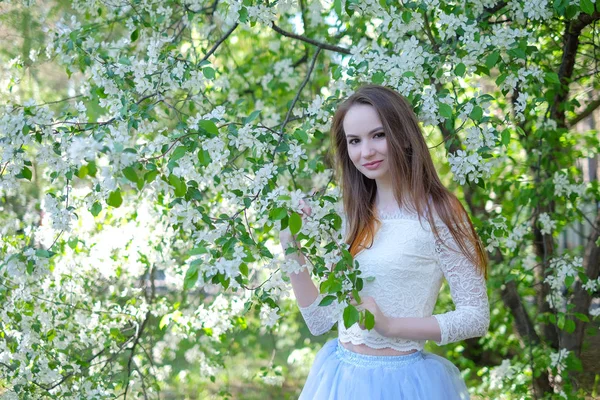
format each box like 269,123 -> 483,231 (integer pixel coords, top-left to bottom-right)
279,85 -> 490,399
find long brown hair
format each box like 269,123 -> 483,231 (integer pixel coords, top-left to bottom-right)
330,85 -> 488,278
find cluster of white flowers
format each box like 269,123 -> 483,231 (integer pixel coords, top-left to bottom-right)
200,136 -> 230,178
505,223 -> 528,252
273,58 -> 299,88
448,149 -> 492,185
553,171 -> 587,198
42,193 -> 75,232
306,95 -> 329,123
544,255 -> 583,309
489,359 -> 515,390
259,365 -> 284,387
228,125 -> 270,156
463,124 -> 497,152
549,348 -> 570,372
484,216 -> 508,251
183,345 -> 218,377
513,92 -> 529,122
538,212 -> 556,236
287,142 -> 308,169
246,4 -> 277,25
582,277 -> 599,293
437,11 -> 468,40
192,294 -> 245,339
510,0 -> 553,23
260,304 -> 281,328
66,135 -> 103,167
280,256 -> 307,275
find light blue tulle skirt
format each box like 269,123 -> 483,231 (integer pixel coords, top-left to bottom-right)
299,339 -> 470,400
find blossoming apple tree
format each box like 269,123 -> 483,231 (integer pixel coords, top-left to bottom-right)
1,0 -> 599,398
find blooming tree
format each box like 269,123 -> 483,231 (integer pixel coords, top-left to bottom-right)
1,0 -> 599,398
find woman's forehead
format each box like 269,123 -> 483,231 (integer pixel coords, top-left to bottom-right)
343,104 -> 383,137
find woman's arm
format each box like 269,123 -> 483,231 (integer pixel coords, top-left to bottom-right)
356,221 -> 489,344
429,221 -> 490,345
285,248 -> 339,336
280,200 -> 340,336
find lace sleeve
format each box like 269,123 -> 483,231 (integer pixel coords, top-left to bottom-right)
431,221 -> 490,346
298,293 -> 339,336
298,210 -> 346,336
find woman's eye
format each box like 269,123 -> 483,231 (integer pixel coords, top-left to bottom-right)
348,132 -> 383,145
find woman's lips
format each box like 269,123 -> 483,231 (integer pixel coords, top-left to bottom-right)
363,160 -> 382,170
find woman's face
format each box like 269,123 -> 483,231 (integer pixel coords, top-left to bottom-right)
343,104 -> 390,181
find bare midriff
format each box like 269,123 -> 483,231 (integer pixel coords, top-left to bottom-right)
340,340 -> 418,356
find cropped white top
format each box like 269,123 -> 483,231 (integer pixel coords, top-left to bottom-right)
298,206 -> 490,352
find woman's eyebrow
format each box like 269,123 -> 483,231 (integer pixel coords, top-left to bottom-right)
345,126 -> 384,138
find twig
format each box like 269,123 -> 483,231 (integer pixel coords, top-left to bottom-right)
200,23 -> 239,64
271,23 -> 351,54
271,46 -> 322,162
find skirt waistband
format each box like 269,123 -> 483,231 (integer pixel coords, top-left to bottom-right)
335,339 -> 424,368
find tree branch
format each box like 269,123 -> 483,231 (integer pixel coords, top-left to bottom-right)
271,46 -> 322,162
200,23 -> 239,64
551,11 -> 600,125
271,23 -> 351,54
561,212 -> 600,355
568,96 -> 600,127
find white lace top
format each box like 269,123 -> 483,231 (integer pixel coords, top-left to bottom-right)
298,206 -> 490,352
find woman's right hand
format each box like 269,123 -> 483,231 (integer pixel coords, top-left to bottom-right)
279,198 -> 312,250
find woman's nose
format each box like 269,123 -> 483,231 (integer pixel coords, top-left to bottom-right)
362,143 -> 376,156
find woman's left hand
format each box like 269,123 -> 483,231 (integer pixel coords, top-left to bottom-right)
350,296 -> 391,337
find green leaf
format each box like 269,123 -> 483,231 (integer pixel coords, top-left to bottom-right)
77,164 -> 88,179
334,0 -> 342,16
197,149 -> 212,166
565,275 -> 575,287
107,189 -> 123,208
90,201 -> 102,216
319,295 -> 337,306
564,319 -> 576,333
454,63 -> 466,77
372,71 -> 385,84
87,161 -> 97,177
470,106 -> 483,121
293,129 -> 309,143
574,312 -> 589,322
183,264 -> 199,290
20,167 -> 32,181
130,29 -> 139,42
289,212 -> 302,235
168,174 -> 187,197
239,263 -> 249,277
170,146 -> 187,162
35,249 -> 51,258
485,52 -> 500,69
545,72 -> 560,84
159,314 -> 170,330
581,0 -> 595,15
501,129 -> 511,146
203,67 -> 216,79
122,166 -> 139,183
439,103 -> 453,119
198,120 -> 219,136
269,207 -> 288,221
244,110 -> 261,124
144,169 -> 159,183
343,305 -> 360,329
364,310 -> 375,330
